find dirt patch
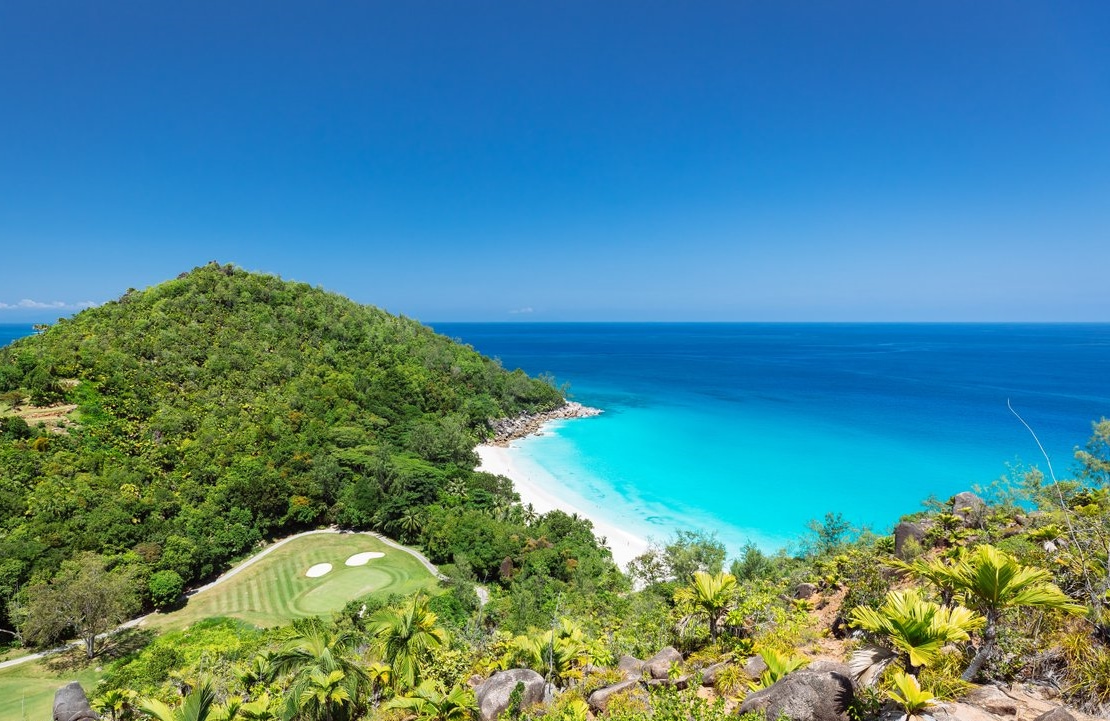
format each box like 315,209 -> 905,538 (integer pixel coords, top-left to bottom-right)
7,403 -> 78,434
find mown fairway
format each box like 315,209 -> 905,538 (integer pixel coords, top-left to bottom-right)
0,662 -> 101,721
149,532 -> 439,630
0,533 -> 436,719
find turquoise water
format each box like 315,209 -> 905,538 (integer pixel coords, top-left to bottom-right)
5,321 -> 1109,554
433,323 -> 1110,553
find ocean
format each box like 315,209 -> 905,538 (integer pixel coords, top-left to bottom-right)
0,324 -> 34,349
433,323 -> 1110,553
5,321 -> 1108,555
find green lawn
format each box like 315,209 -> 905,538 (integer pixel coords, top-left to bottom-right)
147,532 -> 439,630
0,659 -> 101,721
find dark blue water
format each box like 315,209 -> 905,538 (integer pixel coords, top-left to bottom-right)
434,323 -> 1110,551
0,324 -> 34,348
5,321 -> 1108,551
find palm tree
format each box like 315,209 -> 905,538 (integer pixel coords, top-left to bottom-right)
849,588 -> 982,683
366,661 -> 393,706
505,618 -> 595,686
138,682 -> 217,721
948,545 -> 1085,680
272,622 -> 369,721
289,669 -> 354,721
398,509 -> 424,542
93,689 -> 137,721
674,571 -> 737,642
212,695 -> 276,721
903,545 -> 1085,680
235,652 -> 278,692
386,681 -> 477,721
368,593 -> 448,691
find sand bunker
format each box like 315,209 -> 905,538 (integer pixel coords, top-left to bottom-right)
345,552 -> 385,566
305,563 -> 333,578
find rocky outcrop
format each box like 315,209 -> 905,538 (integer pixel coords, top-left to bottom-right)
588,679 -> 644,713
1033,709 -> 1076,721
965,686 -> 1019,717
894,521 -> 928,557
951,491 -> 987,528
54,682 -> 99,721
475,669 -> 546,721
488,402 -> 602,445
795,582 -> 818,599
644,646 -> 683,679
617,654 -> 646,680
644,675 -> 691,690
700,662 -> 728,687
739,666 -> 855,721
744,654 -> 769,680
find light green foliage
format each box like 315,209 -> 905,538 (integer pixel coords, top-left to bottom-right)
849,588 -> 982,676
885,671 -> 936,718
674,571 -> 737,642
903,544 -> 1084,681
102,618 -> 267,699
386,680 -> 477,721
749,648 -> 808,690
369,593 -> 448,691
502,618 -> 598,686
804,512 -> 855,556
138,680 -> 217,721
274,622 -> 369,721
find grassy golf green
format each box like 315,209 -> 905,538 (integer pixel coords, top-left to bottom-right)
148,532 -> 439,630
0,532 -> 439,716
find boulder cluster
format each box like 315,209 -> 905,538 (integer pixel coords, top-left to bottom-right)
472,644 -> 1094,721
487,402 -> 603,446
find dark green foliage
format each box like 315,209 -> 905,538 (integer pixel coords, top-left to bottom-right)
0,263 -> 564,633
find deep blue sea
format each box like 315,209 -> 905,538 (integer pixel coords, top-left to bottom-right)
0,324 -> 33,349
433,323 -> 1110,552
5,322 -> 1109,554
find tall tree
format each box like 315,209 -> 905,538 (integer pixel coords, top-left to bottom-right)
18,552 -> 140,658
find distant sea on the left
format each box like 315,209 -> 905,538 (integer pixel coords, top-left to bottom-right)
0,324 -> 34,348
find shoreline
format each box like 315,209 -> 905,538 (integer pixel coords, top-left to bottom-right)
487,401 -> 603,446
476,427 -> 650,570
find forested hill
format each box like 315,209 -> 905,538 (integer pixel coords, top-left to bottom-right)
0,262 -> 571,629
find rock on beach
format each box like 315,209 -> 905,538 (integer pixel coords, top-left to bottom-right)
488,401 -> 602,445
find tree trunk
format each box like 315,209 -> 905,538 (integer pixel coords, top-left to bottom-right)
962,612 -> 997,682
85,634 -> 96,659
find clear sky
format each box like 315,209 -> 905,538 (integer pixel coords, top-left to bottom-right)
1,2 -> 1108,322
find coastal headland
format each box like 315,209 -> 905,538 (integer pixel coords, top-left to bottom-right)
479,401 -> 651,569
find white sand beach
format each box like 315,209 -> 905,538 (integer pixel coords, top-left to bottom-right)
476,443 -> 649,569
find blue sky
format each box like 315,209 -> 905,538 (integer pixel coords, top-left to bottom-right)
1,2 -> 1108,322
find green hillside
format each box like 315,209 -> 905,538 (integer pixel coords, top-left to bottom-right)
0,263 -> 564,634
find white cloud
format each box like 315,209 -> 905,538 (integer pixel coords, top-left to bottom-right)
508,306 -> 534,315
0,299 -> 99,311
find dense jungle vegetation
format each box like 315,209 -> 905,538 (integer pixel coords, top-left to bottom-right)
2,263 -> 1110,721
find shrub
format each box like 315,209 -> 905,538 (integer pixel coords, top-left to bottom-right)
147,570 -> 184,610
